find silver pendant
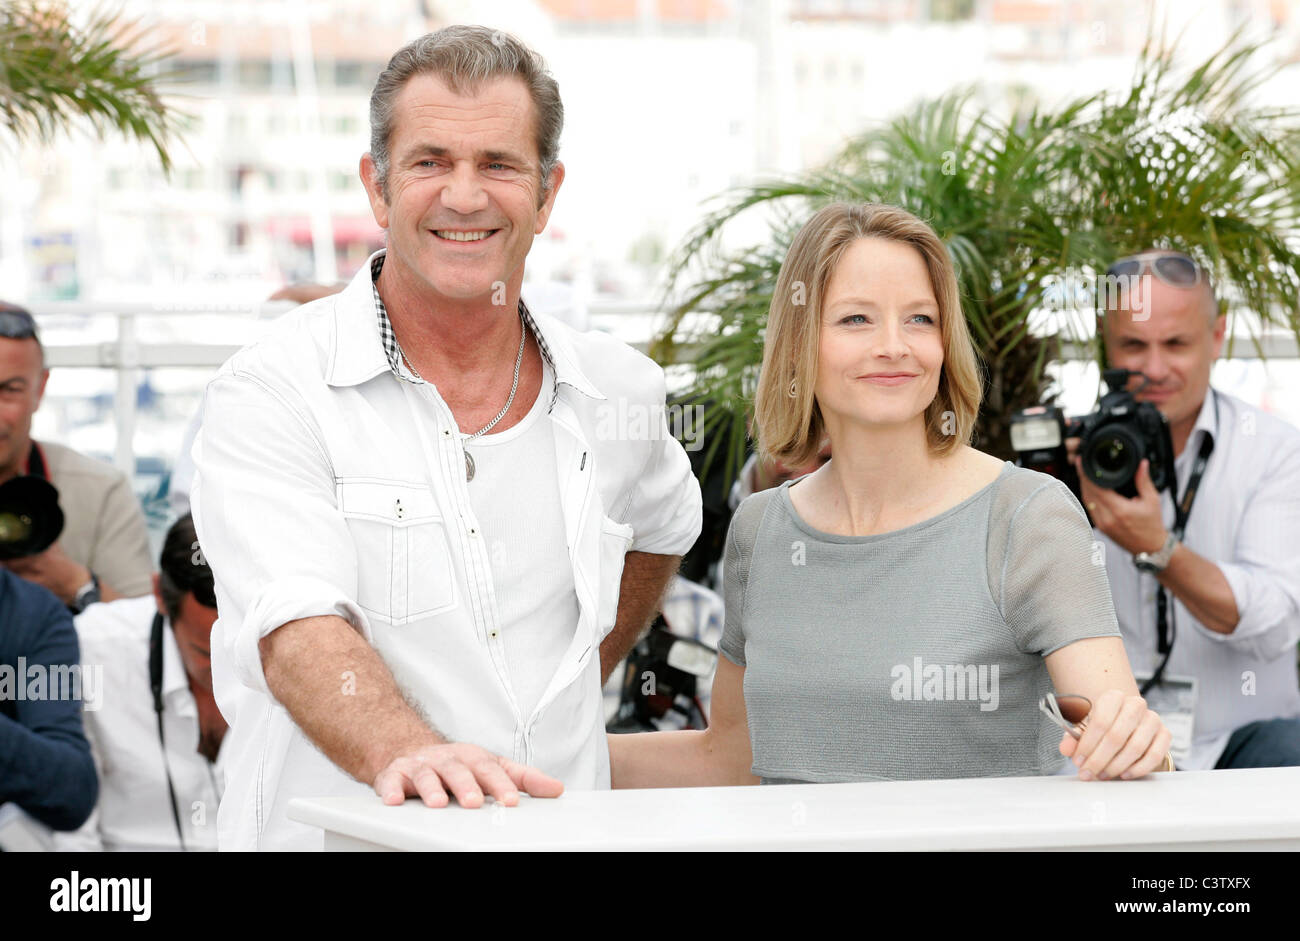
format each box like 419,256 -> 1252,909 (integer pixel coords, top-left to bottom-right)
465,450 -> 475,481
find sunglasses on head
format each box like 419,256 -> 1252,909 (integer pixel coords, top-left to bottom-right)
0,308 -> 38,340
1106,251 -> 1205,289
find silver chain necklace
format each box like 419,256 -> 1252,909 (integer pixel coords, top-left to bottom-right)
397,309 -> 527,481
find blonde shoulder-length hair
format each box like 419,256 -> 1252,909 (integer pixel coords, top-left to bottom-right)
754,202 -> 983,467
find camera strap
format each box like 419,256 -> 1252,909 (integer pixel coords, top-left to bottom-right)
149,612 -> 188,851
1145,392 -> 1218,692
24,442 -> 48,480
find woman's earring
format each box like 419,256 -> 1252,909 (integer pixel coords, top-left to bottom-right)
788,378 -> 798,398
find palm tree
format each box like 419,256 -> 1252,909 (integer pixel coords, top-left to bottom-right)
1,1 -> 181,170
652,32 -> 1300,483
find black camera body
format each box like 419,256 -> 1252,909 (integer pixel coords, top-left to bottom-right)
1011,369 -> 1176,500
0,476 -> 65,560
607,618 -> 717,734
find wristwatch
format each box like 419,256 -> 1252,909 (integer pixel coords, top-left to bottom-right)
1134,533 -> 1179,574
69,572 -> 101,614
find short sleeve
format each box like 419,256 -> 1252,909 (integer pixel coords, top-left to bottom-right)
86,471 -> 155,598
988,471 -> 1122,656
718,490 -> 774,667
622,372 -> 703,557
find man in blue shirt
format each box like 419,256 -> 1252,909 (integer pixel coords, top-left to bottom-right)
0,567 -> 98,833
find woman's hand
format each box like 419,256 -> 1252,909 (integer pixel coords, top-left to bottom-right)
1059,688 -> 1173,780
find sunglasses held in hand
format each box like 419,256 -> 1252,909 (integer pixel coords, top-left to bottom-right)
1039,692 -> 1092,740
1040,691 -> 1176,773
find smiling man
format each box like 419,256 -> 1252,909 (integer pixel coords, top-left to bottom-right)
1079,251 -> 1300,771
191,26 -> 701,850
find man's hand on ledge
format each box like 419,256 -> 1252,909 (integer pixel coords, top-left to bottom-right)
259,615 -> 565,811
372,741 -> 565,809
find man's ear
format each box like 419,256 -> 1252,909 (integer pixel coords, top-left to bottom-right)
1211,313 -> 1227,359
34,367 -> 49,410
360,153 -> 390,230
152,573 -> 165,618
535,161 -> 565,233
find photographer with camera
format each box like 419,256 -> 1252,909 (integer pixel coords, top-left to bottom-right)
1063,252 -> 1300,770
53,514 -> 224,851
0,302 -> 153,611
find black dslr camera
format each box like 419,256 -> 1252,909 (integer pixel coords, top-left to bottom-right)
1010,369 -> 1175,500
0,476 -> 64,560
607,617 -> 717,733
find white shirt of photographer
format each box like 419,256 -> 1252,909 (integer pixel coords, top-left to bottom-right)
52,596 -> 224,851
1094,389 -> 1300,769
191,255 -> 702,851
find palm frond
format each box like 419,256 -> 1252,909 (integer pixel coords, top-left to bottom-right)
0,1 -> 183,170
653,31 -> 1300,477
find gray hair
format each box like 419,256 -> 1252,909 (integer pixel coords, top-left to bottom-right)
368,25 -> 563,202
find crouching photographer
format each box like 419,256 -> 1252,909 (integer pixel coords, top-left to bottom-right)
1014,251 -> 1300,770
53,514 -> 224,851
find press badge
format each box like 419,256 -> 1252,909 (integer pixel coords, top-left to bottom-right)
1134,673 -> 1197,766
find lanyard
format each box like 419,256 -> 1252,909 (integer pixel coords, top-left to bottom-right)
24,441 -> 48,480
1145,392 -> 1217,692
149,612 -> 188,851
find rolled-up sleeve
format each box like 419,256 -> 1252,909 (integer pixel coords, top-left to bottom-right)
191,372 -> 370,698
1198,440 -> 1300,659
622,375 -> 702,557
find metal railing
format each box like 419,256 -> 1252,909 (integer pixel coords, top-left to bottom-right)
30,299 -> 1300,479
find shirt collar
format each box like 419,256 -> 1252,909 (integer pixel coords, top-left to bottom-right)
1189,387 -> 1220,443
326,249 -> 604,402
160,616 -> 192,704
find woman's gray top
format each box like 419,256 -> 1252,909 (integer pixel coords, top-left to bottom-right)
718,461 -> 1122,784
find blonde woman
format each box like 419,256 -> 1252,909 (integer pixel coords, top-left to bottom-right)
610,203 -> 1173,787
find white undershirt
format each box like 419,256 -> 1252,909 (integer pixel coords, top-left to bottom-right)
466,359 -> 580,722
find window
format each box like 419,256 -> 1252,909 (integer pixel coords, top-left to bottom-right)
177,60 -> 219,84
334,61 -> 367,87
238,60 -> 272,88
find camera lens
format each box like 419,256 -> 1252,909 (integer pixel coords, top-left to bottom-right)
0,476 -> 64,560
0,510 -> 34,545
1096,439 -> 1128,473
1083,426 -> 1143,491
